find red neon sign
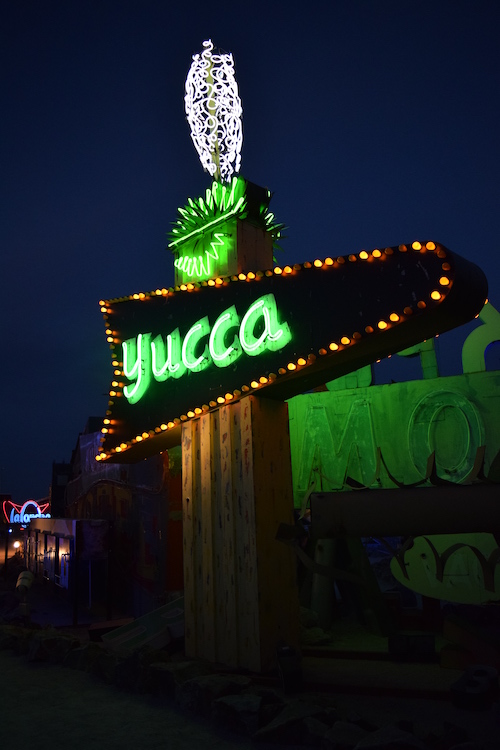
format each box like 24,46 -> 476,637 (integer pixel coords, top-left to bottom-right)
3,499 -> 51,525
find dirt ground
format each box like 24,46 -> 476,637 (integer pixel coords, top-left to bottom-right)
2,646 -> 500,749
0,649 -> 255,750
1,558 -> 500,748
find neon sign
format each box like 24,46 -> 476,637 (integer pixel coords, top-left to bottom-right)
169,178 -> 246,250
185,39 -> 242,183
168,177 -> 285,285
98,241 -> 487,462
122,294 -> 292,404
173,232 -> 227,280
3,499 -> 51,525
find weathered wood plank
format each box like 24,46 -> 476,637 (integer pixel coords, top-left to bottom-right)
182,396 -> 299,672
250,396 -> 299,671
216,406 -> 238,666
236,397 -> 260,670
191,419 -> 203,659
199,412 -> 216,661
181,421 -> 196,655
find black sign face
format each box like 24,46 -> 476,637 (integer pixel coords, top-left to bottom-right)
99,242 -> 487,462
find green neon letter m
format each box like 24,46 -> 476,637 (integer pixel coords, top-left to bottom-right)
288,397 -> 377,504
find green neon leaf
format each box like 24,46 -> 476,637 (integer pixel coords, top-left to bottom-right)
167,176 -> 285,254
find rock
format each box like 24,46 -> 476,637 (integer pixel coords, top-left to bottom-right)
211,693 -> 263,736
175,673 -> 252,716
12,627 -> 37,655
248,686 -> 287,727
277,644 -> 304,693
412,719 -> 466,748
443,722 -> 470,748
393,719 -> 414,734
315,707 -> 340,727
63,642 -> 103,671
0,624 -> 39,654
133,647 -> 172,693
300,625 -> 332,646
302,716 -> 330,746
388,631 -> 435,662
322,720 -> 370,749
28,630 -> 79,663
0,624 -> 24,651
111,649 -> 145,690
253,699 -> 327,745
451,665 -> 499,711
0,591 -> 19,618
64,641 -> 170,691
91,647 -> 127,684
148,659 -> 212,699
300,607 -> 320,628
354,724 -> 428,749
345,709 -> 378,732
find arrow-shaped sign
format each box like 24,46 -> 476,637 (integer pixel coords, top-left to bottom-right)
98,241 -> 487,462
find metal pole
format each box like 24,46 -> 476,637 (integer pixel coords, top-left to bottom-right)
4,525 -> 9,575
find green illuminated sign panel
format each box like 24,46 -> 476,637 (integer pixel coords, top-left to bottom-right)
99,241 -> 487,462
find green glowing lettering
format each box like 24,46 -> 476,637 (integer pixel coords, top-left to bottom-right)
182,316 -> 210,371
239,293 -> 291,355
121,294 -> 293,404
151,329 -> 186,381
123,333 -> 152,404
209,305 -> 242,367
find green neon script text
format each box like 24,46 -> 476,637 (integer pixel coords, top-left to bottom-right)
121,294 -> 292,403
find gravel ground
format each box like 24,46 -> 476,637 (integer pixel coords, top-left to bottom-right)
2,647 -> 500,749
2,560 -> 500,749
0,649 -> 254,750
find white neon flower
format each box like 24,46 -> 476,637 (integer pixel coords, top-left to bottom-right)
185,40 -> 242,183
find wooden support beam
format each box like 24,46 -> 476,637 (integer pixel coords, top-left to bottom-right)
182,396 -> 299,672
310,484 -> 500,539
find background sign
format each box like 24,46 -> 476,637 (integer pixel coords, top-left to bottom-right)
3,498 -> 51,525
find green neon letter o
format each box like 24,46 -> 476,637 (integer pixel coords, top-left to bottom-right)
408,390 -> 484,482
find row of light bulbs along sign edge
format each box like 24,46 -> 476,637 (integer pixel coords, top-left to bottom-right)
96,240 -> 461,462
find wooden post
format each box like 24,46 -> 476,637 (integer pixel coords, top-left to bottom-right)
182,396 -> 299,673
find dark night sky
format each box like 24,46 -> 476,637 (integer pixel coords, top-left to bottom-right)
1,0 -> 499,503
